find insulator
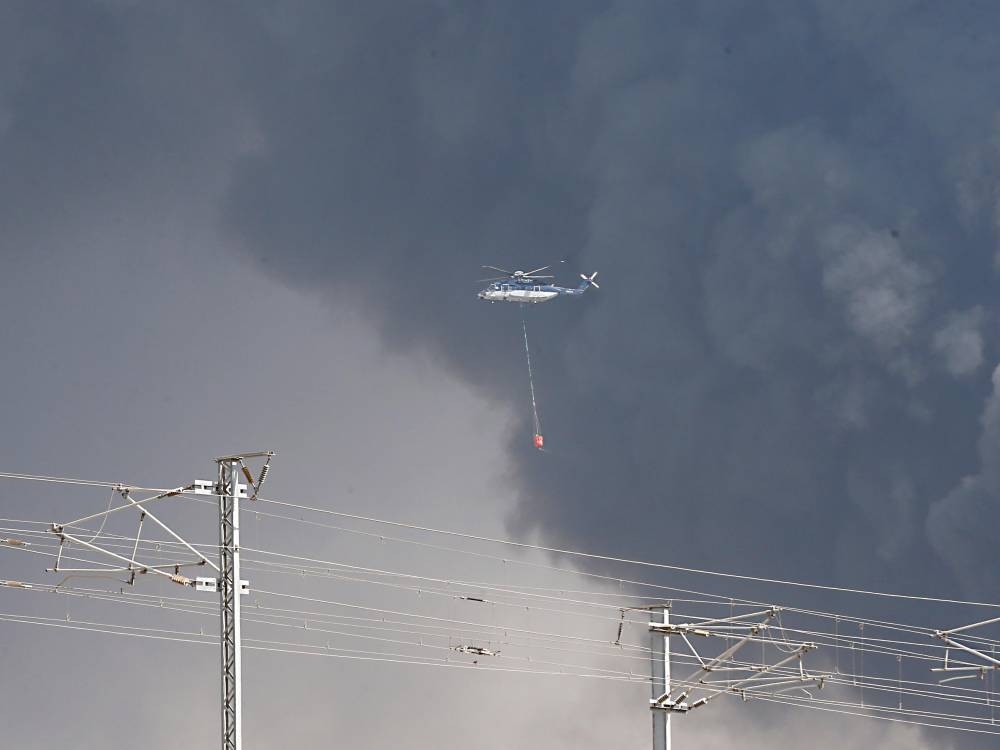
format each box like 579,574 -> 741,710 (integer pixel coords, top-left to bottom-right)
2,580 -> 30,589
241,465 -> 255,486
170,574 -> 191,586
1,538 -> 28,547
257,463 -> 271,488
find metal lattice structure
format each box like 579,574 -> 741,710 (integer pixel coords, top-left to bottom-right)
218,456 -> 245,750
648,605 -> 824,749
43,452 -> 273,750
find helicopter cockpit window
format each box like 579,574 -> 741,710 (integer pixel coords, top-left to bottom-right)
491,283 -> 500,291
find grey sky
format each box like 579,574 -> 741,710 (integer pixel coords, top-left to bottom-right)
1,2 -> 998,747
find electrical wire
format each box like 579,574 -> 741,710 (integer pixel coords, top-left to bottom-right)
6,473 -> 1000,738
9,525 -> 999,668
0,611 -> 652,685
251,495 -> 1000,609
3,585 -> 996,733
751,692 -> 1000,735
9,531 -> 1000,658
6,469 -> 998,609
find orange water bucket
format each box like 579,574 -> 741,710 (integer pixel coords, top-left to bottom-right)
533,434 -> 544,449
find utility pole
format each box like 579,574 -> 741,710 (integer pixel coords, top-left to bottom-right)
647,605 -> 822,750
213,451 -> 272,750
218,456 -> 245,750
47,450 -> 273,750
650,605 -> 671,750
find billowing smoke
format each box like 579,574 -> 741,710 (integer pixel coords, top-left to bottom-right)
928,364 -> 1000,596
223,2 -> 1000,601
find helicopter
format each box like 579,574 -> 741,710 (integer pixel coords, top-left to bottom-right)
477,264 -> 599,304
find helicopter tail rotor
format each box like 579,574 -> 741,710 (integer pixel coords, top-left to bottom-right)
580,272 -> 600,290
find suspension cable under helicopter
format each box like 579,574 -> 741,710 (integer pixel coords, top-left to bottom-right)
521,306 -> 543,449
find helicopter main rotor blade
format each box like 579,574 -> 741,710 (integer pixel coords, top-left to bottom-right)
523,275 -> 554,280
476,276 -> 509,282
482,265 -> 513,275
523,265 -> 551,276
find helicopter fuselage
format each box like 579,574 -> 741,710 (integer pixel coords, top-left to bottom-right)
478,283 -> 561,303
477,275 -> 595,304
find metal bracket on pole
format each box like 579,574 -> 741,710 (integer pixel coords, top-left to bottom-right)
647,603 -> 824,735
931,615 -> 1000,683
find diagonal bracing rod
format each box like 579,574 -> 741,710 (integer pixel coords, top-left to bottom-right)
650,608 -> 780,635
120,489 -> 219,572
686,644 -> 816,709
51,530 -> 185,583
657,614 -> 776,707
935,633 -> 1000,669
61,485 -> 193,528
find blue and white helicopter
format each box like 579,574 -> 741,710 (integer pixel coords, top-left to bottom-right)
477,264 -> 600,304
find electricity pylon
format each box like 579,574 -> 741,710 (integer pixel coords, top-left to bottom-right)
647,604 -> 824,749
47,451 -> 273,750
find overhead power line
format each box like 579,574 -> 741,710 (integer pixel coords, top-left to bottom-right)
4,466 -> 1000,745
4,469 -> 999,609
